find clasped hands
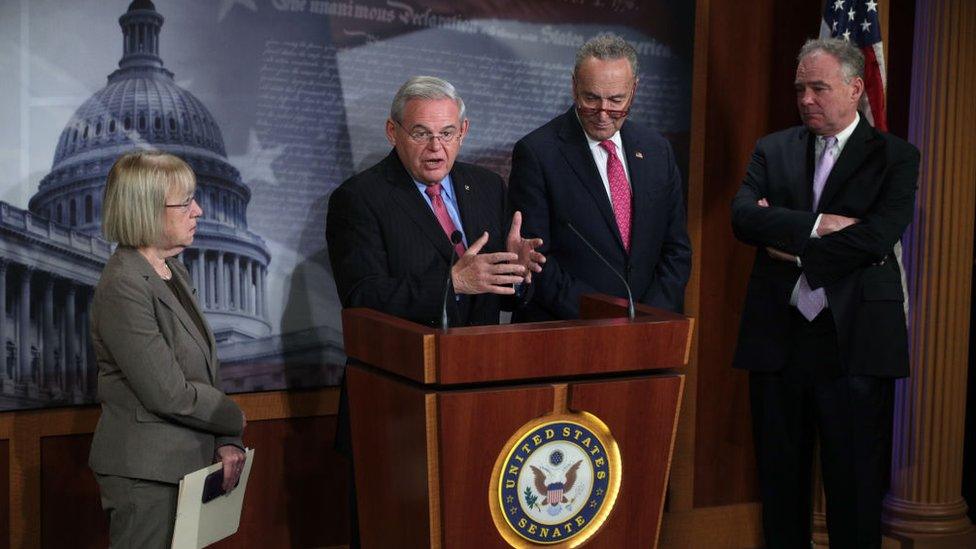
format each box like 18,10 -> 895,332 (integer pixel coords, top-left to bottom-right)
452,211 -> 546,295
757,198 -> 860,262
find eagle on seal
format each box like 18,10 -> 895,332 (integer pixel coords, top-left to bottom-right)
531,460 -> 583,506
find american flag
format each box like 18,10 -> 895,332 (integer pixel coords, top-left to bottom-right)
820,0 -> 887,131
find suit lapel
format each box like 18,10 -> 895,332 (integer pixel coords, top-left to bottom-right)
124,248 -> 216,382
556,108 -> 626,251
789,128 -> 815,211
383,151 -> 455,262
621,123 -> 648,258
817,118 -> 880,212
452,166 -> 487,242
167,257 -> 219,383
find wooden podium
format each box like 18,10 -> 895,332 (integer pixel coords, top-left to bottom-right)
343,295 -> 692,548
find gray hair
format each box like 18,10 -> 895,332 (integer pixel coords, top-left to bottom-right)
389,76 -> 466,124
574,34 -> 639,78
798,38 -> 865,83
102,150 -> 195,247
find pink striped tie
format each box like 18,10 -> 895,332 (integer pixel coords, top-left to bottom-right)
599,140 -> 632,253
425,183 -> 466,258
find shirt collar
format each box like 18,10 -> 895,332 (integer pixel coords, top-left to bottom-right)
413,174 -> 456,200
574,108 -> 625,153
819,112 -> 860,151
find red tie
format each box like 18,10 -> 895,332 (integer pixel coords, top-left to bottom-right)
599,140 -> 632,252
425,183 -> 466,258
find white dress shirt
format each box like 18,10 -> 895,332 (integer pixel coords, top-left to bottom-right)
790,112 -> 861,306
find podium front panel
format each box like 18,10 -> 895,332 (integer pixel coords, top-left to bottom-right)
347,365 -> 684,548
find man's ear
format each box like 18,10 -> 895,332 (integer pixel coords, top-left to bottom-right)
851,76 -> 865,103
385,118 -> 397,146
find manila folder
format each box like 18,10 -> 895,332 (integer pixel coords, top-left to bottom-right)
171,448 -> 255,549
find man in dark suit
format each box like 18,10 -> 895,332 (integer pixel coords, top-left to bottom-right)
327,76 -> 544,327
731,38 -> 919,548
508,34 -> 691,321
326,77 -> 545,325
326,76 -> 544,546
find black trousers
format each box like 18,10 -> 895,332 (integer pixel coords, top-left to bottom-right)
750,309 -> 894,549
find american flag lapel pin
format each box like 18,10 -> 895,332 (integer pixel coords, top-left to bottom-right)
635,151 -> 644,159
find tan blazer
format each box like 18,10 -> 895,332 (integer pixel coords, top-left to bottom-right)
89,246 -> 243,484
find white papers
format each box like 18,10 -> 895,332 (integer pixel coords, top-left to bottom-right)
171,448 -> 255,549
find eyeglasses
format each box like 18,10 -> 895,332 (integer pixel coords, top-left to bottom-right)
396,120 -> 461,144
575,105 -> 632,119
165,194 -> 197,214
575,82 -> 637,120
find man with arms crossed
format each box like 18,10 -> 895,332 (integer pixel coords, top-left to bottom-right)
508,34 -> 691,320
731,38 -> 919,548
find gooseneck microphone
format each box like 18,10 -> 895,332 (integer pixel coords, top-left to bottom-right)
561,219 -> 636,321
441,230 -> 464,330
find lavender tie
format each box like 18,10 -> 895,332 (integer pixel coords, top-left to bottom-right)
796,136 -> 837,321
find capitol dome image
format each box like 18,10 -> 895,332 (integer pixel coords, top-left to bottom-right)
31,0 -> 272,345
0,0 -> 284,409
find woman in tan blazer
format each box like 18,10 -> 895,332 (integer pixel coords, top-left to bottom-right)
89,151 -> 246,548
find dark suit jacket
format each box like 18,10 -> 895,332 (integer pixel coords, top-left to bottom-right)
508,107 -> 692,321
89,246 -> 244,484
326,150 -> 510,327
731,117 -> 920,377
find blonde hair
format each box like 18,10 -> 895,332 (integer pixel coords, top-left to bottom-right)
102,150 -> 196,247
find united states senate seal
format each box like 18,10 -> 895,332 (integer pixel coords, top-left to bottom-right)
488,411 -> 621,547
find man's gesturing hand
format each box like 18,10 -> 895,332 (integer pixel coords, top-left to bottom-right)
452,232 -> 525,295
506,211 -> 545,284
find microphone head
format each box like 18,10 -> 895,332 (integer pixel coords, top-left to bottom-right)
450,230 -> 463,245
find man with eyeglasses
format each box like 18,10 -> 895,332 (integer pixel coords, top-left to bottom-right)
326,75 -> 545,546
508,34 -> 691,321
327,75 -> 544,327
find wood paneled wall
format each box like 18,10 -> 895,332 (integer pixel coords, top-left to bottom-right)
2,388 -> 347,549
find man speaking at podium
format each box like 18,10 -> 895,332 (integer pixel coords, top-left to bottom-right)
508,34 -> 691,321
327,75 -> 543,327
325,75 -> 544,546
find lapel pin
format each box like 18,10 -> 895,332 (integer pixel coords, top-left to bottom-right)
464,184 -> 470,191
635,151 -> 644,159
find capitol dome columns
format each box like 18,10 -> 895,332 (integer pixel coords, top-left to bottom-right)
0,261 -> 6,381
42,279 -> 55,388
180,247 -> 267,322
230,254 -> 241,308
18,268 -> 32,385
216,251 -> 225,309
64,282 -> 77,395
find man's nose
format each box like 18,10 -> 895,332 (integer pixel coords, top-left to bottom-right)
426,136 -> 444,151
